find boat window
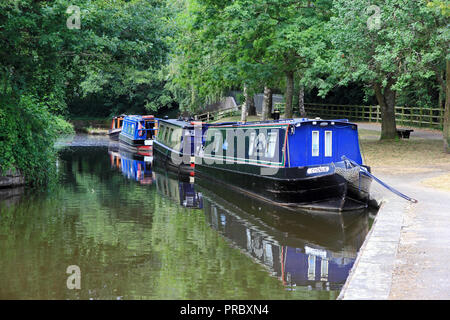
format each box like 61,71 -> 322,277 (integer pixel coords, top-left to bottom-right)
248,132 -> 256,156
168,128 -> 174,145
308,255 -> 316,281
164,126 -> 169,142
320,258 -> 329,281
173,128 -> 182,145
325,131 -> 332,157
159,125 -> 166,140
265,131 -> 278,158
214,131 -> 222,153
312,131 -> 319,157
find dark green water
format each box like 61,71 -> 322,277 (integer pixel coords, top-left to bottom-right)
0,135 -> 374,300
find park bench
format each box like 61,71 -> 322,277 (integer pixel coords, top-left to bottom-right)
397,129 -> 414,139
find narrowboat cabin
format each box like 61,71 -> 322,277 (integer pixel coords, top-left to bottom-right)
195,118 -> 372,212
108,115 -> 125,140
118,115 -> 158,154
153,119 -> 209,175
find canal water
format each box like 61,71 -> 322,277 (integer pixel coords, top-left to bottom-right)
0,135 -> 375,300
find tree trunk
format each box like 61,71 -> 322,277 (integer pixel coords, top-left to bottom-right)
298,84 -> 306,117
248,92 -> 256,116
267,88 -> 273,119
444,60 -> 450,153
241,85 -> 249,122
261,86 -> 272,121
285,71 -> 294,119
374,80 -> 397,140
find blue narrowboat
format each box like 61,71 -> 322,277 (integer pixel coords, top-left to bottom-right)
195,118 -> 372,212
153,119 -> 209,175
118,115 -> 159,154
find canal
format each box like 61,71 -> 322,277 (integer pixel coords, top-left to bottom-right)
0,135 -> 376,300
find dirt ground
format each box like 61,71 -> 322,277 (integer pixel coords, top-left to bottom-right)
358,124 -> 450,191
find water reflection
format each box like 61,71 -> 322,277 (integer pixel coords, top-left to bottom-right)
0,143 -> 373,300
108,146 -> 153,184
153,168 -> 203,209
193,178 -> 369,292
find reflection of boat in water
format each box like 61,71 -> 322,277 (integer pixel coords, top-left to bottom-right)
108,147 -> 154,184
153,165 -> 203,209
195,178 -> 371,291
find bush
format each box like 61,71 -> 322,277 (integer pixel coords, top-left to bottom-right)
0,95 -> 69,186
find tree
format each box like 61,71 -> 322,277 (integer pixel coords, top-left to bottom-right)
329,0 -> 447,139
426,0 -> 450,152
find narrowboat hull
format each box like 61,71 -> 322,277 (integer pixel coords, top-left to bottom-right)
118,140 -> 152,157
153,140 -> 194,175
108,128 -> 122,141
119,132 -> 153,147
194,162 -> 371,212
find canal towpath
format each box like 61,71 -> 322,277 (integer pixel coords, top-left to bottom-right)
339,122 -> 450,299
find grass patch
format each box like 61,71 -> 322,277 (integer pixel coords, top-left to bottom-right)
82,126 -> 109,135
360,138 -> 450,174
421,174 -> 450,192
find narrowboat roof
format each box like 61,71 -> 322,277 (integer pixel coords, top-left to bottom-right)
124,115 -> 156,121
210,118 -> 357,128
158,118 -> 208,128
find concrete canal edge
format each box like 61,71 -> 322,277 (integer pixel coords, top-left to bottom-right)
338,194 -> 409,300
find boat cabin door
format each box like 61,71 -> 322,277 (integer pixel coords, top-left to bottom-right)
308,128 -> 334,165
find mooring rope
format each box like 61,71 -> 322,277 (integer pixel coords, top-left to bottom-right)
341,155 -> 418,204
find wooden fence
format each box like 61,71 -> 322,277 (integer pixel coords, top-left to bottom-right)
194,103 -> 445,129
303,103 -> 445,129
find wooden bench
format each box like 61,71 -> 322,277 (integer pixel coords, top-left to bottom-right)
397,129 -> 414,139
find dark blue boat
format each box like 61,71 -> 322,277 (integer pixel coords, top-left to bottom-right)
118,115 -> 158,155
152,119 -> 209,175
195,118 -> 372,212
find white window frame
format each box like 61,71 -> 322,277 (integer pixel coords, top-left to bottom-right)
308,255 -> 316,281
312,131 -> 319,157
265,131 -> 278,158
248,131 -> 256,156
325,131 -> 332,157
214,131 -> 222,153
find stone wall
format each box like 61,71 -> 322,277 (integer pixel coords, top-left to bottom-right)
0,169 -> 26,188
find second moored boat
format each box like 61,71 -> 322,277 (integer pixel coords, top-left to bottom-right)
118,115 -> 159,156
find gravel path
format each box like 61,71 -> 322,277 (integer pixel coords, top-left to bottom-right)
356,122 -> 443,140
